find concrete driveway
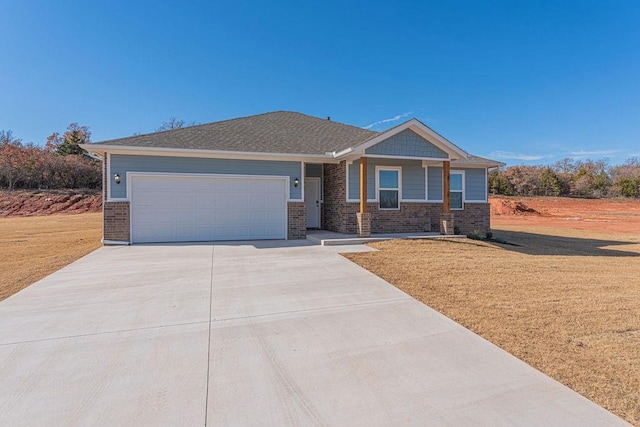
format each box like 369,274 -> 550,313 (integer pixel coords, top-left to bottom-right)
0,241 -> 627,426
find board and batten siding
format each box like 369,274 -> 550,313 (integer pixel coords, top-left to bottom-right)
109,154 -> 303,200
347,158 -> 426,200
427,166 -> 487,202
364,129 -> 448,158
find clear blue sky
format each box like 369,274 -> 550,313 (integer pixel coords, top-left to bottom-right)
2,1 -> 639,166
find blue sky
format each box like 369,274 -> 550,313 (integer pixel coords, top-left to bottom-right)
2,1 -> 639,166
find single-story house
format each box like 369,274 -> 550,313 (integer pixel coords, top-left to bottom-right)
82,111 -> 503,244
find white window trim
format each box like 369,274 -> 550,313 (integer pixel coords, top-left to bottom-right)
376,166 -> 402,210
450,170 -> 465,210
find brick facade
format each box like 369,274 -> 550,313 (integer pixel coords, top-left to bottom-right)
103,201 -> 130,242
322,161 -> 491,235
287,202 -> 306,240
451,203 -> 490,235
321,162 -> 348,233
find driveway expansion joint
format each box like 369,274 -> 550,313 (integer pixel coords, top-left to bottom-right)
209,296 -> 412,323
0,319 -> 210,347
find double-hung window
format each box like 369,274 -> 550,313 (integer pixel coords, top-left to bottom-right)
378,167 -> 401,210
450,171 -> 464,210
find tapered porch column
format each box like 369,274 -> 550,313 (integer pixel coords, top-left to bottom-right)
440,160 -> 455,234
357,157 -> 372,237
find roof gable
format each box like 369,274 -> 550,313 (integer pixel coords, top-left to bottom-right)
347,118 -> 467,160
364,128 -> 449,159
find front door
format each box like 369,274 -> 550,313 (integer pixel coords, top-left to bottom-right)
305,177 -> 321,228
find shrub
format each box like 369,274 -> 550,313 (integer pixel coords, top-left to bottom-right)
467,230 -> 484,240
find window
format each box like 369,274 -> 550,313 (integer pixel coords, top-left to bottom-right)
378,168 -> 400,210
450,171 -> 463,210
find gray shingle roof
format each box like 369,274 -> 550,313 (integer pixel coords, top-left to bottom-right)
452,155 -> 505,167
90,111 -> 378,155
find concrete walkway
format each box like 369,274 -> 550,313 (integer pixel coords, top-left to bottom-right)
0,241 -> 628,426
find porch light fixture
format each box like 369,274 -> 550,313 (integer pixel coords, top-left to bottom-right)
293,178 -> 299,187
114,173 -> 121,184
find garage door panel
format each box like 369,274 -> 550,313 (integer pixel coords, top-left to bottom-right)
131,175 -> 287,243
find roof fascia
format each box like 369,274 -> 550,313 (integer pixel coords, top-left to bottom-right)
336,119 -> 468,160
80,144 -> 339,163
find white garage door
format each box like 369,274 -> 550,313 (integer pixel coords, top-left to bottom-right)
130,174 -> 287,243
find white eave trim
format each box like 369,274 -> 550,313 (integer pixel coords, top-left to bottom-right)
335,119 -> 468,160
79,144 -> 338,163
450,162 -> 500,168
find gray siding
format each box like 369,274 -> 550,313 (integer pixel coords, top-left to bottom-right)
465,168 -> 487,200
365,129 -> 448,158
427,166 -> 487,201
347,158 -> 425,200
427,167 -> 443,201
109,154 -> 303,199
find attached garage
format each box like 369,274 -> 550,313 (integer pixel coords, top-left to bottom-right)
129,174 -> 288,243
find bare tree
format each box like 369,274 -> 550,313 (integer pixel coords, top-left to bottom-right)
157,117 -> 185,131
156,117 -> 199,132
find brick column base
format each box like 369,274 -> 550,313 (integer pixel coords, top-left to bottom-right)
356,212 -> 372,237
440,213 -> 455,235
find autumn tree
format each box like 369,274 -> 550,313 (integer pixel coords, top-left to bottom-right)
45,123 -> 91,156
502,165 -> 541,196
610,157 -> 640,198
0,126 -> 101,190
0,130 -> 26,190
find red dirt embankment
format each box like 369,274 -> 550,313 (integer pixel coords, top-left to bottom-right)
490,196 -> 640,235
0,190 -> 102,217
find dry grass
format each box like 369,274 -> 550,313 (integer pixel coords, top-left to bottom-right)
0,213 -> 102,301
344,226 -> 640,425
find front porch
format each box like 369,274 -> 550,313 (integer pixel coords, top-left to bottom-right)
306,229 -> 465,246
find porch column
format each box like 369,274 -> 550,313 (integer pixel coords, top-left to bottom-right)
360,157 -> 367,213
357,157 -> 372,237
440,160 -> 455,235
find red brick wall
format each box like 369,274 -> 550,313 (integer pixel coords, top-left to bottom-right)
287,202 -> 306,239
452,203 -> 491,234
322,162 -> 348,233
103,201 -> 130,242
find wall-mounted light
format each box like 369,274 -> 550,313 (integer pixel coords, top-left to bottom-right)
114,173 -> 121,184
293,178 -> 299,187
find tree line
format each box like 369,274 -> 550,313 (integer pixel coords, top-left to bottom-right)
0,117 -> 195,191
489,157 -> 640,198
0,124 -> 101,190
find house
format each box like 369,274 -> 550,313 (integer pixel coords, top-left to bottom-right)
83,111 -> 503,244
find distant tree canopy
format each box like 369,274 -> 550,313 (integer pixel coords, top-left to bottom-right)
45,123 -> 91,156
490,157 -> 640,198
0,124 -> 100,190
156,117 -> 198,132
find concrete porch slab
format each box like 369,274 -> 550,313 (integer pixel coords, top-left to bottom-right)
306,229 -> 466,246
